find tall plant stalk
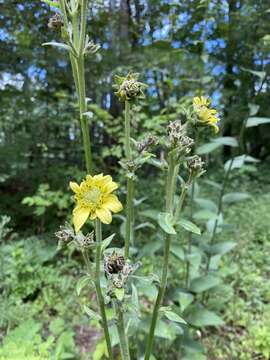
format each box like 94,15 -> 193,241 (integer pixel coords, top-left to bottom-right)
59,0 -> 93,173
144,152 -> 190,360
124,100 -> 133,259
114,301 -> 131,360
94,219 -> 114,360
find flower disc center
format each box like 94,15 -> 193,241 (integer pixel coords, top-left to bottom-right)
83,187 -> 101,205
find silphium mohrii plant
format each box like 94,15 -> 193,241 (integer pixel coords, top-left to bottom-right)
43,1 -> 222,357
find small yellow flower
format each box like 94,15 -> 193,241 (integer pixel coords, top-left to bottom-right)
193,96 -> 220,133
70,174 -> 123,233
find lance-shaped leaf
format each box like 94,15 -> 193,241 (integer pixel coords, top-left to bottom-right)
187,307 -> 224,327
177,218 -> 201,235
212,136 -> 238,147
83,305 -> 101,321
190,275 -> 221,293
246,117 -> 270,127
158,212 -> 176,235
222,192 -> 251,203
101,233 -> 115,252
76,275 -> 91,296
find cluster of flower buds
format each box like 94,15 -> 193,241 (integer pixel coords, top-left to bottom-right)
48,13 -> 63,32
137,134 -> 158,154
55,222 -> 94,249
83,37 -> 100,56
113,72 -> 147,102
187,155 -> 205,178
104,250 -> 139,290
167,120 -> 194,155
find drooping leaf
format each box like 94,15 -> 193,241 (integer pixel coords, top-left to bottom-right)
190,275 -> 221,293
162,309 -> 187,324
83,305 -> 101,321
158,212 -> 176,235
196,142 -> 220,155
222,192 -> 251,203
246,117 -> 270,127
193,209 -> 217,221
76,275 -> 91,296
210,241 -> 236,256
187,307 -> 224,327
177,219 -> 201,235
212,136 -> 238,147
42,42 -> 72,52
194,198 -> 218,212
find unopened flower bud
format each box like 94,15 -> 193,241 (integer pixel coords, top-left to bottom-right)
48,13 -> 63,32
55,223 -> 74,243
137,135 -> 158,153
188,155 -> 205,176
113,72 -> 147,102
167,120 -> 185,145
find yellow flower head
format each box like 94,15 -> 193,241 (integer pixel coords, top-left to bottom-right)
70,174 -> 123,233
193,96 -> 220,133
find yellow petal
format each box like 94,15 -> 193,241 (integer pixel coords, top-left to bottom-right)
70,181 -> 80,194
96,208 -> 112,224
73,206 -> 90,233
103,194 -> 123,213
211,123 -> 219,133
104,181 -> 118,194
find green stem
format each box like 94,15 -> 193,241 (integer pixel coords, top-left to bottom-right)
185,180 -> 195,288
125,177 -> 132,259
144,153 -> 176,360
124,101 -> 131,160
94,220 -> 114,360
124,100 -> 133,258
114,301 -> 131,360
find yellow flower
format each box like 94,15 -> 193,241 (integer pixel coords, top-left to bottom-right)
193,96 -> 211,109
193,96 -> 220,133
70,174 -> 123,233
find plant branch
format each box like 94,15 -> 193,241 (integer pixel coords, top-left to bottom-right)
94,219 -> 114,360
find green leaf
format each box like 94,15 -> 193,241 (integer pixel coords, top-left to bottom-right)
193,210 -> 217,221
101,233 -> 115,252
41,0 -> 60,8
246,117 -> 270,127
162,309 -> 187,324
194,198 -> 217,212
76,275 -> 90,296
83,305 -> 101,321
170,244 -> 185,261
42,42 -> 71,52
212,136 -> 238,147
187,307 -> 224,327
210,241 -> 236,256
177,292 -> 194,312
158,212 -> 176,235
131,284 -> 139,311
177,219 -> 201,235
190,275 -> 221,293
222,192 -> 251,203
196,142 -> 220,155
114,288 -> 125,301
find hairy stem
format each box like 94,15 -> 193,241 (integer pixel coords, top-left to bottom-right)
114,301 -> 131,360
144,153 -> 176,360
124,100 -> 133,258
95,220 -> 114,360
